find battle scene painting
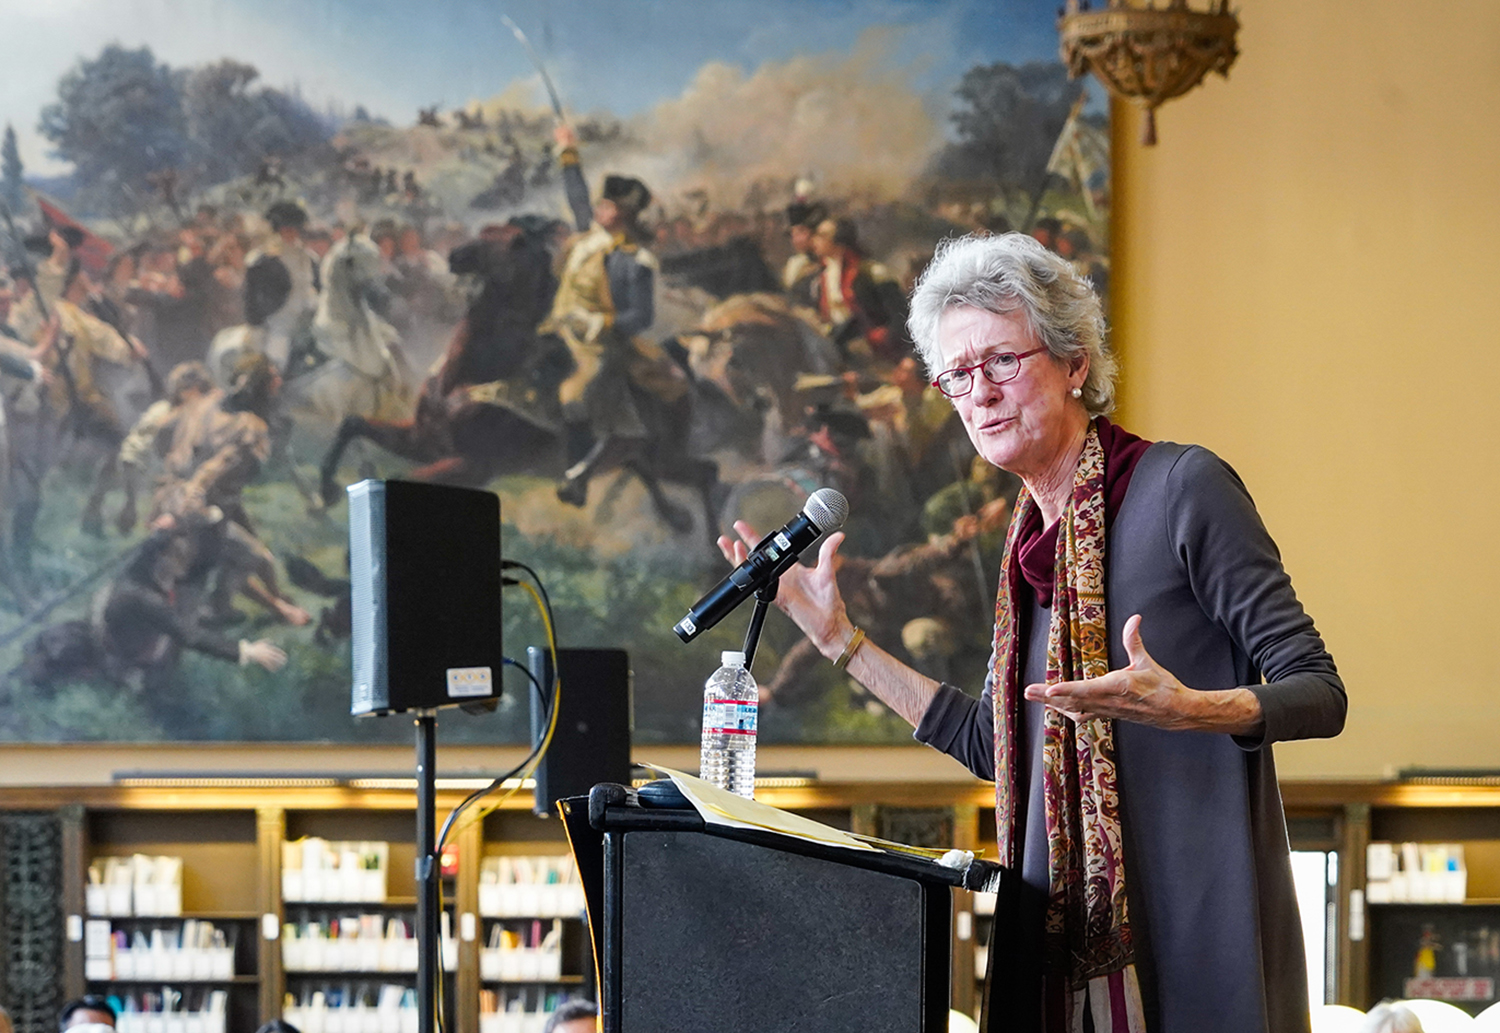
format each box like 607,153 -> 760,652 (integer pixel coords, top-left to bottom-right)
0,0 -> 1109,743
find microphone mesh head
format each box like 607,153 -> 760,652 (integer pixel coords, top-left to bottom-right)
803,488 -> 849,532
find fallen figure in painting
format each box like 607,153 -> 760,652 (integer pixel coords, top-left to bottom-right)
10,506 -> 292,698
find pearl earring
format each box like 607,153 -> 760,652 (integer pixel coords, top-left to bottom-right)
1070,387 -> 1082,399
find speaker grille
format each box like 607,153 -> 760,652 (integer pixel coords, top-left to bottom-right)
804,487 -> 849,533
347,480 -> 502,716
348,481 -> 385,714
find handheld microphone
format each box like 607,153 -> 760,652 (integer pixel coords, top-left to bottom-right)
673,487 -> 849,643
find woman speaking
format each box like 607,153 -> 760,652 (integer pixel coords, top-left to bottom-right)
719,233 -> 1346,1033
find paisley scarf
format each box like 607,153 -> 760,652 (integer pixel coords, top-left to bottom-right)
991,420 -> 1146,1033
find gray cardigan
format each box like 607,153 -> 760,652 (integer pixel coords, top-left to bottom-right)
915,442 -> 1346,1033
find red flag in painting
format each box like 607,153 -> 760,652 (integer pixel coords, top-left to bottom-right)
33,194 -> 113,274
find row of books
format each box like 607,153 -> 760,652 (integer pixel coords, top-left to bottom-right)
94,990 -> 228,1033
84,920 -> 236,982
479,988 -> 577,1033
282,986 -> 415,1033
1367,841 -> 1468,903
88,856 -> 184,917
478,857 -> 583,918
283,840 -> 391,903
281,915 -> 457,973
480,921 -> 564,982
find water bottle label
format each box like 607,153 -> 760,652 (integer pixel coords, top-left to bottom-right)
703,699 -> 758,735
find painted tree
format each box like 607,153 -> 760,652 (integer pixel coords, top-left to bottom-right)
180,59 -> 331,184
1,124 -> 24,212
939,61 -> 1086,205
38,44 -> 188,215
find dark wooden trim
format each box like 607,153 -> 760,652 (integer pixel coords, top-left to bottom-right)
256,806 -> 286,1024
1339,803 -> 1371,1008
59,804 -> 87,1003
949,803 -> 980,1019
455,817 -> 483,1033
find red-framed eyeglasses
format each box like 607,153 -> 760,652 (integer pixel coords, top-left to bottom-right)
932,346 -> 1048,398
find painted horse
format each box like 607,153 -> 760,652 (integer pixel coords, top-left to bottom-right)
317,223 -> 719,535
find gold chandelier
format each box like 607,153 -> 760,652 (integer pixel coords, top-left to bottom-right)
1058,0 -> 1240,146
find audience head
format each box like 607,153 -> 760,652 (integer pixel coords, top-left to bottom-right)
542,998 -> 597,1033
59,995 -> 116,1032
1358,1003 -> 1424,1033
253,1021 -> 302,1033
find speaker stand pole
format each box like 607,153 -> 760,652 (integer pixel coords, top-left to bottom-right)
414,708 -> 439,1033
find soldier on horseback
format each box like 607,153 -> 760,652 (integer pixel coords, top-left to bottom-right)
316,179 -> 717,536
542,124 -> 689,508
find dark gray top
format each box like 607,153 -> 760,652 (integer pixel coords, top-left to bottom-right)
915,442 -> 1346,1033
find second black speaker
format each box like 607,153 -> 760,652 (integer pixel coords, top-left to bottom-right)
527,647 -> 633,817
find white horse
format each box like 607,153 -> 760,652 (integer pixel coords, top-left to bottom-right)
283,233 -> 414,425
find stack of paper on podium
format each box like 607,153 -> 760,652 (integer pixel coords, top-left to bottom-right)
645,765 -> 876,851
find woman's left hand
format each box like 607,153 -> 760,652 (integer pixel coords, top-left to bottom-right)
1023,614 -> 1265,736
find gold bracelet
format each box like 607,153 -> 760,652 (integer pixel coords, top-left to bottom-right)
833,627 -> 866,671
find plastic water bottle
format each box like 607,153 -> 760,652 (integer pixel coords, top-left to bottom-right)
699,650 -> 758,798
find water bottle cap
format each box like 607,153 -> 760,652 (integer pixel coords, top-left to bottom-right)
721,651 -> 746,667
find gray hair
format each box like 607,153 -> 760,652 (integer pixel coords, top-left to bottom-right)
906,232 -> 1116,416
1359,1003 -> 1424,1033
542,999 -> 597,1033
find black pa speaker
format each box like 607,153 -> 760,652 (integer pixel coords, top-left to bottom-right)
348,479 -> 503,716
527,647 -> 632,816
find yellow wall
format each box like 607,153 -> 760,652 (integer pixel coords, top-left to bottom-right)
1112,0 -> 1500,777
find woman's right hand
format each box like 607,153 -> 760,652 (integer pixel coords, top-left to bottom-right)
716,520 -> 853,660
720,521 -> 942,729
